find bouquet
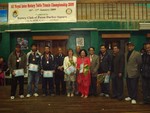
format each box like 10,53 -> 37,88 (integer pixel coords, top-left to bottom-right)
83,64 -> 90,76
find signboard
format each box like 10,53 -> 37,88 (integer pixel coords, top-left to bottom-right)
8,1 -> 76,24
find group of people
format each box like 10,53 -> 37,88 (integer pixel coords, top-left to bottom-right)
1,41 -> 150,105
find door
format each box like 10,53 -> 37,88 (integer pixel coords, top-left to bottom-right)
36,40 -> 67,55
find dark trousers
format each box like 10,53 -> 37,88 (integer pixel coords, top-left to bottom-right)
142,77 -> 150,103
90,77 -> 97,95
11,76 -> 24,96
126,77 -> 139,100
42,77 -> 54,95
111,73 -> 124,98
55,70 -> 66,95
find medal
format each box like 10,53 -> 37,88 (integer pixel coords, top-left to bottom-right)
17,59 -> 20,62
47,61 -> 49,64
33,59 -> 35,61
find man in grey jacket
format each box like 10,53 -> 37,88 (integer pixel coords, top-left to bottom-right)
125,42 -> 142,104
88,47 -> 99,96
8,44 -> 27,100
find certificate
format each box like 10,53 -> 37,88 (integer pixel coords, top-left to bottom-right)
104,74 -> 110,83
14,69 -> 24,77
79,63 -> 84,73
28,63 -> 38,72
43,71 -> 54,78
65,65 -> 76,75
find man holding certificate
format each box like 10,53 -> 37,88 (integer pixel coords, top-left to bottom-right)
41,46 -> 55,96
8,44 -> 27,100
63,49 -> 77,97
26,44 -> 41,98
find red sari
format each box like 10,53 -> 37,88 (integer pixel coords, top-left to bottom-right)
77,57 -> 91,96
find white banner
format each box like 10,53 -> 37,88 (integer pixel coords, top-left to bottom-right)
8,1 -> 76,24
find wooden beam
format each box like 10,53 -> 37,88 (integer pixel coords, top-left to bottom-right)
102,33 -> 130,38
32,36 -> 69,40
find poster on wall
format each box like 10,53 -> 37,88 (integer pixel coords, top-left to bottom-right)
17,37 -> 28,50
0,9 -> 7,23
8,1 -> 76,24
76,37 -> 84,47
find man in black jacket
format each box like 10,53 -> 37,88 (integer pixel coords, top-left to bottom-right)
98,44 -> 112,97
41,46 -> 55,96
141,42 -> 150,104
111,45 -> 124,100
55,47 -> 66,95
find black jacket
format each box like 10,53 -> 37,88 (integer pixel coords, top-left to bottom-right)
55,54 -> 65,69
111,52 -> 124,74
141,53 -> 150,78
98,51 -> 112,73
41,53 -> 55,70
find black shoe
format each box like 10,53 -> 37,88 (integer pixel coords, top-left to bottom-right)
111,95 -> 117,99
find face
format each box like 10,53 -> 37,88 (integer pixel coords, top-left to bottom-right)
58,48 -> 62,54
127,45 -> 134,51
100,46 -> 106,53
45,47 -> 50,54
76,46 -> 80,53
80,51 -> 86,58
0,58 -> 3,64
89,48 -> 94,55
146,44 -> 150,53
113,46 -> 119,54
68,50 -> 73,56
32,45 -> 37,52
15,47 -> 21,53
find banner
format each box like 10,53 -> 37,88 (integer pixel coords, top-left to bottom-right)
8,1 -> 76,24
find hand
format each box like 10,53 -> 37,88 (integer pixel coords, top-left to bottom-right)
118,73 -> 122,77
12,71 -> 15,76
107,71 -> 110,75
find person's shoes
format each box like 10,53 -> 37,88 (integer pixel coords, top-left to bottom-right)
99,93 -> 104,97
71,93 -> 74,97
131,99 -> 137,104
67,93 -> 70,97
81,94 -> 84,98
125,97 -> 131,101
118,97 -> 123,101
50,93 -> 55,96
42,94 -> 46,97
26,94 -> 31,98
10,96 -> 15,100
20,95 -> 24,99
33,93 -> 39,97
111,95 -> 117,99
105,94 -> 110,98
84,95 -> 88,98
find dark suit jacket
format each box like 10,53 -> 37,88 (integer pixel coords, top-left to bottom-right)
111,52 -> 124,76
89,54 -> 99,77
125,50 -> 142,78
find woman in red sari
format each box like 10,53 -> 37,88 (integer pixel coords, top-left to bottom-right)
77,49 -> 91,98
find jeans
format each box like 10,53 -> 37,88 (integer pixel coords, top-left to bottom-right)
27,71 -> 40,95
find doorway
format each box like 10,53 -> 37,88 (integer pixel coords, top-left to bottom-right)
36,40 -> 67,55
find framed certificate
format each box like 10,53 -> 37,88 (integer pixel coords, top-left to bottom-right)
65,65 -> 76,75
14,69 -> 24,77
43,71 -> 54,78
28,63 -> 38,72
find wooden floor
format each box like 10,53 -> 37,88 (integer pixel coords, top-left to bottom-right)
0,85 -> 149,113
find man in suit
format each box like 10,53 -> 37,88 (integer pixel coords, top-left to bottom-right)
55,47 -> 66,95
111,45 -> 124,100
141,42 -> 150,104
88,47 -> 99,96
125,42 -> 142,104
